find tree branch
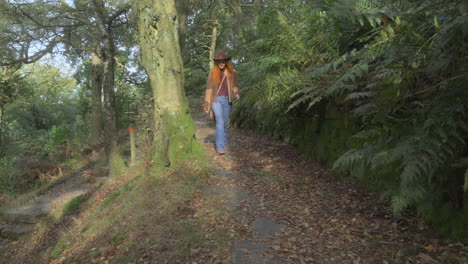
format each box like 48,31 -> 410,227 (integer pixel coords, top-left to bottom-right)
106,4 -> 131,25
18,6 -> 87,28
0,36 -> 62,67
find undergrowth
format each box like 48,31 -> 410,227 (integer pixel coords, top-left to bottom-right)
231,0 -> 467,243
62,194 -> 88,216
1,150 -> 231,264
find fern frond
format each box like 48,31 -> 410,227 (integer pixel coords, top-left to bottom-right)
345,91 -> 375,101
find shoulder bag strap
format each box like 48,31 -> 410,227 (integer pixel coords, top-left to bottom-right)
214,74 -> 227,97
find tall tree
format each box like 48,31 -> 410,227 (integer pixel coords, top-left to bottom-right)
89,49 -> 104,147
134,0 -> 198,168
0,0 -> 62,147
3,0 -> 130,158
91,0 -> 119,158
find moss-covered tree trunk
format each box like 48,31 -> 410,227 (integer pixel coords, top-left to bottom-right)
135,0 -> 197,168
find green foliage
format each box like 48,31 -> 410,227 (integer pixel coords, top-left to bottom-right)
63,195 -> 88,215
0,156 -> 28,194
100,175 -> 140,210
230,0 -> 467,241
1,64 -> 79,157
322,0 -> 468,215
48,123 -> 72,146
50,237 -> 72,258
231,1 -> 316,133
0,69 -> 24,110
0,62 -> 86,195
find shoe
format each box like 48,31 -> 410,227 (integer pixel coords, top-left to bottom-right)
217,149 -> 226,155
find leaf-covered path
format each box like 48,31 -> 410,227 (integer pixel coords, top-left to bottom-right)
194,111 -> 467,264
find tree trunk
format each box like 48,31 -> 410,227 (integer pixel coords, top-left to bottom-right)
101,49 -> 118,157
92,0 -> 118,158
135,0 -> 198,168
208,23 -> 218,70
90,51 -> 103,149
176,0 -> 189,57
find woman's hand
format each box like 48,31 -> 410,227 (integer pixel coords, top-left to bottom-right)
235,94 -> 240,100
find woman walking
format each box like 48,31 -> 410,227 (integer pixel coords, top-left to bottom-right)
203,51 -> 240,155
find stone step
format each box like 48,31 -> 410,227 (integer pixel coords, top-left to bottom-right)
2,188 -> 90,225
2,203 -> 49,224
0,224 -> 35,240
252,217 -> 289,238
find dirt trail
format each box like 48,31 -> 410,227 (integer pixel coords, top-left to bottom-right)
194,111 -> 467,264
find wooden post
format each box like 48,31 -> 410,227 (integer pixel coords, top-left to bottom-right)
129,128 -> 136,166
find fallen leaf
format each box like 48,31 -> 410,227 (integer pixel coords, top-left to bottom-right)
417,253 -> 439,264
424,245 -> 438,252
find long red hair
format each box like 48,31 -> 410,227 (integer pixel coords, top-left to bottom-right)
209,62 -> 235,84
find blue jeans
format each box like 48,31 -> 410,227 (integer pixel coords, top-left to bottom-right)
212,96 -> 231,151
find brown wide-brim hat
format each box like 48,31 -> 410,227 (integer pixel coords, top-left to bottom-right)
212,51 -> 231,61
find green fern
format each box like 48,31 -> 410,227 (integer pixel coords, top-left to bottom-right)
234,0 -> 468,220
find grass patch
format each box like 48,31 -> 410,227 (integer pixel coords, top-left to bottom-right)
63,195 -> 88,216
4,151 -> 231,263
79,163 -> 217,262
50,237 -> 73,258
60,157 -> 86,171
99,175 -> 140,210
109,151 -> 126,176
111,254 -> 137,264
110,233 -> 126,245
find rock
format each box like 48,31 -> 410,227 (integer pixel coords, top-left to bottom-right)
3,203 -> 49,224
397,246 -> 419,257
233,239 -> 285,264
0,225 -> 34,240
2,187 -> 90,225
204,134 -> 215,144
0,237 -> 7,249
252,217 -> 288,238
